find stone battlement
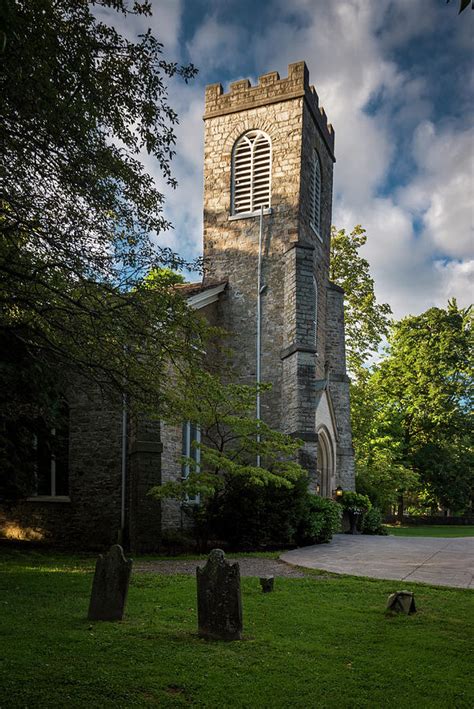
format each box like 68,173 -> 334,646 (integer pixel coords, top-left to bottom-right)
204,61 -> 335,157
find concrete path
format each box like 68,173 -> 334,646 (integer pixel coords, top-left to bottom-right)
281,534 -> 474,589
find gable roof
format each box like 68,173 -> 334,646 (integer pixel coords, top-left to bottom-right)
175,279 -> 227,310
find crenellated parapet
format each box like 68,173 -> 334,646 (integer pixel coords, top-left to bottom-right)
204,61 -> 335,159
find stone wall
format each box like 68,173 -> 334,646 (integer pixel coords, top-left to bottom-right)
128,413 -> 162,553
203,85 -> 303,431
202,62 -> 335,436
0,383 -> 165,551
201,61 -> 355,490
0,384 -> 124,549
159,422 -> 184,531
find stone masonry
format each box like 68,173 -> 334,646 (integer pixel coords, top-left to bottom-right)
0,61 -> 354,550
202,61 -> 354,491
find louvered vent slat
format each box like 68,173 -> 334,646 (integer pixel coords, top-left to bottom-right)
232,130 -> 271,214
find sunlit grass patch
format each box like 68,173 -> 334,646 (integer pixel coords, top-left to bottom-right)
0,549 -> 472,708
384,525 -> 474,537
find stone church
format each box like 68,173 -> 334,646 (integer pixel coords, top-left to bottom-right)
1,62 -> 354,551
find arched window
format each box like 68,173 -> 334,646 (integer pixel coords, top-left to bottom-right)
310,150 -> 321,236
231,130 -> 271,215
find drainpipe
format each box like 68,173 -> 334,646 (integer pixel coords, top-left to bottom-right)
120,391 -> 127,544
256,206 -> 264,467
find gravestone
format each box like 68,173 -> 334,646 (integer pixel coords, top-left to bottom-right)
196,549 -> 242,640
259,576 -> 274,593
386,590 -> 416,615
88,545 -> 133,621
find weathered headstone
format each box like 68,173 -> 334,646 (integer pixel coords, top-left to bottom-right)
88,545 -> 132,621
196,549 -> 242,640
259,575 -> 274,593
386,590 -> 416,615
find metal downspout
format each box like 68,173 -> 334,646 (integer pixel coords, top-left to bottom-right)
256,205 -> 264,467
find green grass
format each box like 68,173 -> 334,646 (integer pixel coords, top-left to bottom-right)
0,550 -> 473,708
384,525 -> 474,538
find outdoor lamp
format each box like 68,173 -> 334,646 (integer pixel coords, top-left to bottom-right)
334,486 -> 343,498
316,483 -> 321,494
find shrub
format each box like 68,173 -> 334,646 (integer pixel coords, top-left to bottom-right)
338,491 -> 372,534
203,476 -> 301,550
339,491 -> 372,514
361,507 -> 387,535
189,477 -> 342,550
296,495 -> 342,545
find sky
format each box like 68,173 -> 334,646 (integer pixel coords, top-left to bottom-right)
102,0 -> 473,319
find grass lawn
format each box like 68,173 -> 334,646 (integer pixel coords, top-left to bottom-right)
0,549 -> 473,708
384,525 -> 474,538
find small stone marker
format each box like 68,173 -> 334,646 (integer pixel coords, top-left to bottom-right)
259,575 -> 274,593
386,590 -> 416,615
196,549 -> 242,641
88,545 -> 132,621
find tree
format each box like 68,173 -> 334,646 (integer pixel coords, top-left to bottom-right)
152,372 -> 305,502
374,301 -> 473,512
0,0 -> 198,404
0,1 -> 202,494
350,368 -> 419,512
150,369 -> 344,549
330,225 -> 392,374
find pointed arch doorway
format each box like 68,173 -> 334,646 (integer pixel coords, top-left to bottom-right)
317,427 -> 335,498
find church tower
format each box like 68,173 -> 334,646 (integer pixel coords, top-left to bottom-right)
202,62 -> 354,493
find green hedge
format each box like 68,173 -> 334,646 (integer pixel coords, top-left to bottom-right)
186,477 -> 342,550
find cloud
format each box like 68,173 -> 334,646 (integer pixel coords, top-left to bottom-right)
94,0 -> 182,52
186,16 -> 243,72
398,121 -> 473,260
435,259 -> 474,306
252,1 -> 473,315
105,1 -> 473,312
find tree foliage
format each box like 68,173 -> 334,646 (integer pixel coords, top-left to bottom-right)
375,300 -> 473,512
0,1 -> 202,496
150,370 -> 344,550
330,225 -> 392,373
353,301 -> 473,513
151,372 -> 306,503
350,368 -> 419,511
0,0 -> 198,406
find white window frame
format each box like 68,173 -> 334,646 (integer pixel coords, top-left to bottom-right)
231,130 -> 272,217
29,427 -> 70,502
310,149 -> 322,241
182,421 -> 201,504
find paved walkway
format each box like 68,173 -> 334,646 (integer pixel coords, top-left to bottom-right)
134,558 -> 309,578
281,534 -> 474,588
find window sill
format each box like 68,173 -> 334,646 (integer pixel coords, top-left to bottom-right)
310,224 -> 323,243
26,496 -> 71,503
229,208 -> 272,221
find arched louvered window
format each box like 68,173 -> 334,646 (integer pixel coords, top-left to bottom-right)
310,150 -> 322,236
232,130 -> 271,215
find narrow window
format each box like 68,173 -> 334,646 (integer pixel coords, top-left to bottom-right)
313,275 -> 318,352
181,421 -> 201,504
34,401 -> 69,497
232,130 -> 271,215
310,150 -> 322,237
